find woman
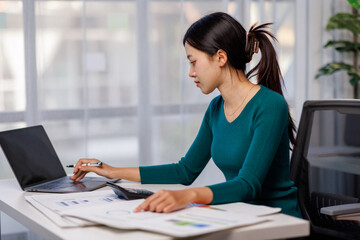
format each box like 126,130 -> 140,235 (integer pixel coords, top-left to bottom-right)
71,12 -> 302,218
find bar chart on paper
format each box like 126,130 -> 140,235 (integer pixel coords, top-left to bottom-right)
29,190 -> 121,211
25,190 -> 124,227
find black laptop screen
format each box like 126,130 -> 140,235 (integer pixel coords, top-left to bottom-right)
0,125 -> 66,189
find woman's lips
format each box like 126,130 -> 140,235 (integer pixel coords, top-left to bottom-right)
194,81 -> 200,87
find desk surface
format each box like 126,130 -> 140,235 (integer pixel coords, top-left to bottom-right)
0,178 -> 309,240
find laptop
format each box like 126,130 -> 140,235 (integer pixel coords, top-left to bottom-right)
0,125 -> 119,193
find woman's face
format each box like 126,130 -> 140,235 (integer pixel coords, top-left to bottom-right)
184,43 -> 222,94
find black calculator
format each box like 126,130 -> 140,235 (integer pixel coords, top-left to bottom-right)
106,181 -> 154,200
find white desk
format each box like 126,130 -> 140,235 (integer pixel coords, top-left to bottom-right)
0,178 -> 309,240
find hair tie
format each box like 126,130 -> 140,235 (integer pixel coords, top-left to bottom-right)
245,32 -> 259,62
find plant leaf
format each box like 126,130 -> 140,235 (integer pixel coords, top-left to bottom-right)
316,62 -> 360,87
348,0 -> 360,10
347,70 -> 360,85
316,62 -> 355,78
324,40 -> 360,52
326,13 -> 360,34
349,76 -> 360,85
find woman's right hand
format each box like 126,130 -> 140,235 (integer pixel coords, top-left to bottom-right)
70,158 -> 115,182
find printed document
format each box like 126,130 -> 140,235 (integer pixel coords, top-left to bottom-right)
25,190 -> 123,227
60,200 -> 268,237
26,189 -> 281,237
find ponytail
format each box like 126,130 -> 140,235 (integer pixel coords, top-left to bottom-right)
245,23 -> 297,148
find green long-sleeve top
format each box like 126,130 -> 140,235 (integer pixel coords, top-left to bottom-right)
140,85 -> 302,218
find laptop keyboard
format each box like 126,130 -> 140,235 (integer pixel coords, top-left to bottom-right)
34,177 -> 87,190
26,177 -> 117,192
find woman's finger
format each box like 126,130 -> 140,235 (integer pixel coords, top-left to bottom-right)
154,199 -> 174,213
163,202 -> 177,213
134,190 -> 166,212
148,193 -> 168,212
134,199 -> 150,212
71,159 -> 102,181
73,159 -> 98,173
74,171 -> 87,182
70,169 -> 84,181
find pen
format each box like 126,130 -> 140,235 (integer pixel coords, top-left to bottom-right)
66,162 -> 103,168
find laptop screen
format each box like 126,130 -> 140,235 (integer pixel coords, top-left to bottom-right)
0,125 -> 66,189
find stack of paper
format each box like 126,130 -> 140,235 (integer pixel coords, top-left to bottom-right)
334,213 -> 360,222
321,203 -> 360,223
25,190 -> 124,227
26,190 -> 281,237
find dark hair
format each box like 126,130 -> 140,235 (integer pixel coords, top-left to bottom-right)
183,12 -> 296,147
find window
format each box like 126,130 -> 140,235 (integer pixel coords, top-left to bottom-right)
0,0 -> 297,182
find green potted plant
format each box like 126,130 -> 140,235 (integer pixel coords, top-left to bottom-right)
316,0 -> 360,99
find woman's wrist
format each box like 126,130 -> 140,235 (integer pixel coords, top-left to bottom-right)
109,167 -> 141,182
187,187 -> 213,204
106,166 -> 118,179
185,188 -> 198,203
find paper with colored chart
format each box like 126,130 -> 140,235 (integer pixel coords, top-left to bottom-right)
60,200 -> 269,237
26,189 -> 280,237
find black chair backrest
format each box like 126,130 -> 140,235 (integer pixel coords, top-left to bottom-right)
291,100 -> 360,185
290,100 -> 360,238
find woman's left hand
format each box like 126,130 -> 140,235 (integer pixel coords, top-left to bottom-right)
134,189 -> 196,213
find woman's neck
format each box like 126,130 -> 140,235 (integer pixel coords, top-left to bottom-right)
218,69 -> 255,109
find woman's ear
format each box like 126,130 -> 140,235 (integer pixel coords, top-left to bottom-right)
215,49 -> 228,67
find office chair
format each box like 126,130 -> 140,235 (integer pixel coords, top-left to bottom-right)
290,100 -> 360,240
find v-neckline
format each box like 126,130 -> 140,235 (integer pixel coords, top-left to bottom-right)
222,85 -> 262,124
